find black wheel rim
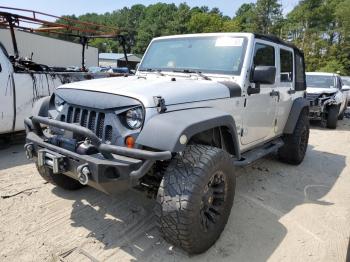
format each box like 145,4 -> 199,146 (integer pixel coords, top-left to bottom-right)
200,171 -> 227,232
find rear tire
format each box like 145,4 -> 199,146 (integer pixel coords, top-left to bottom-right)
36,163 -> 84,190
155,145 -> 236,254
327,105 -> 339,129
278,109 -> 309,165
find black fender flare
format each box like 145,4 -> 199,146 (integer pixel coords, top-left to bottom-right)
32,96 -> 50,117
136,107 -> 241,158
283,97 -> 309,134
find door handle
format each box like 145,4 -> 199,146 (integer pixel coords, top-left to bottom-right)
270,90 -> 279,96
270,90 -> 280,101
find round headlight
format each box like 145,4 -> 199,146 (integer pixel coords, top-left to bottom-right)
54,95 -> 65,112
125,107 -> 144,129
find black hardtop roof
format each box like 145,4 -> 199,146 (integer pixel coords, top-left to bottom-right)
254,33 -> 303,54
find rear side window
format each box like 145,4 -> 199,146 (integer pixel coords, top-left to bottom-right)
295,51 -> 306,91
280,49 -> 293,82
253,43 -> 275,66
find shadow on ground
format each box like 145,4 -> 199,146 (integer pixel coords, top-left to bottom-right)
0,134 -> 30,170
51,143 -> 346,261
310,117 -> 350,131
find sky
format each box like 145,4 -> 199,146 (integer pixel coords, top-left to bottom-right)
0,0 -> 300,18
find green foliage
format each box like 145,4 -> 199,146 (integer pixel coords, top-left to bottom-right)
254,0 -> 283,35
319,59 -> 346,75
51,0 -> 350,75
187,13 -> 224,33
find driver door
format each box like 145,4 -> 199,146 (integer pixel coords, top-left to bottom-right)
241,40 -> 278,146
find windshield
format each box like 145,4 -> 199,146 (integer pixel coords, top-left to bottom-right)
139,36 -> 247,75
306,75 -> 335,88
342,77 -> 350,86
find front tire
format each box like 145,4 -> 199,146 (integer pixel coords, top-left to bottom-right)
327,105 -> 339,129
155,145 -> 236,254
278,109 -> 309,165
36,163 -> 84,190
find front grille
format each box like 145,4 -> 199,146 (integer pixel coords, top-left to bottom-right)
306,93 -> 320,101
306,93 -> 320,106
64,106 -> 108,140
105,125 -> 113,143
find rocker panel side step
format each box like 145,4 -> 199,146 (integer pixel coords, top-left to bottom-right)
234,138 -> 284,167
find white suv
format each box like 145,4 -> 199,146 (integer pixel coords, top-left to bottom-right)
341,76 -> 350,105
306,72 -> 349,129
25,33 -> 309,254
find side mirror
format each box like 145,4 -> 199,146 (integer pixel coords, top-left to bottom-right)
342,85 -> 350,92
252,66 -> 276,85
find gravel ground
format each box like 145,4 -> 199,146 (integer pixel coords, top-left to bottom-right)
0,117 -> 349,262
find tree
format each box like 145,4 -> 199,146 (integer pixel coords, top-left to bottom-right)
254,0 -> 283,35
48,2 -> 349,74
187,12 -> 224,33
134,3 -> 178,53
232,3 -> 257,32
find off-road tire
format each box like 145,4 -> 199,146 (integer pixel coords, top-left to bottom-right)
155,145 -> 236,254
36,163 -> 84,190
327,105 -> 339,129
278,109 -> 309,165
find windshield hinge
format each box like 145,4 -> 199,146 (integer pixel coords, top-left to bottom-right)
153,96 -> 167,113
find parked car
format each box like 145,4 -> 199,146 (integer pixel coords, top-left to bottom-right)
107,67 -> 129,74
88,66 -> 110,73
306,72 -> 349,129
24,33 -> 309,254
341,76 -> 350,105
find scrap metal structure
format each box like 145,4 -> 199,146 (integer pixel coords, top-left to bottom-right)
0,6 -> 130,71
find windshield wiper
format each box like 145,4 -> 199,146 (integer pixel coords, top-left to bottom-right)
172,69 -> 211,80
139,68 -> 165,76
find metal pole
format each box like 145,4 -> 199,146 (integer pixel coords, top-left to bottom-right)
6,14 -> 19,58
80,36 -> 88,71
118,35 -> 129,71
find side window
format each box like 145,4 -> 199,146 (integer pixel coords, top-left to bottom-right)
253,43 -> 275,67
280,49 -> 293,82
295,51 -> 306,91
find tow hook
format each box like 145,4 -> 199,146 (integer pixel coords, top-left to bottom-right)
24,143 -> 34,159
77,164 -> 90,185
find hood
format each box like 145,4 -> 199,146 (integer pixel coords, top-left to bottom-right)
58,75 -> 232,108
306,87 -> 338,95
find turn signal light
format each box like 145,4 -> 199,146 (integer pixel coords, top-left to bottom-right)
125,136 -> 135,148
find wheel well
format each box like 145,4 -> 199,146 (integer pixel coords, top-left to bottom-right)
301,106 -> 309,116
188,126 -> 236,156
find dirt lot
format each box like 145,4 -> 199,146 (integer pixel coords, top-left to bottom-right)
0,118 -> 350,262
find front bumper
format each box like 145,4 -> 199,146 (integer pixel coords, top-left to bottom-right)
24,116 -> 172,195
307,97 -> 338,120
308,105 -> 323,120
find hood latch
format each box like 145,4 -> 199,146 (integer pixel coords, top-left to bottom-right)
153,96 -> 167,113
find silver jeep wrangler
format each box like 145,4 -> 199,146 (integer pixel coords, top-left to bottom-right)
25,33 -> 309,254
